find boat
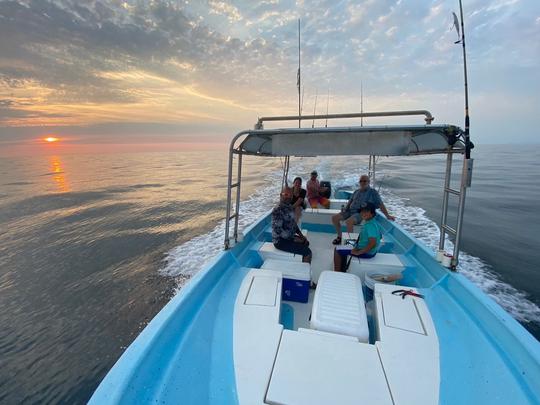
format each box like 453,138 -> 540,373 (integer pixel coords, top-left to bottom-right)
90,110 -> 540,404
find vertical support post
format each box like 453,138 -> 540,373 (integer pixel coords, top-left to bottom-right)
225,148 -> 235,249
368,155 -> 376,186
372,155 -> 376,186
439,151 -> 453,250
233,152 -> 243,243
452,157 -> 473,267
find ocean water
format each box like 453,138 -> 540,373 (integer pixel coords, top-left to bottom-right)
0,144 -> 539,403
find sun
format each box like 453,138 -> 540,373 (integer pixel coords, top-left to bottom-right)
45,137 -> 59,143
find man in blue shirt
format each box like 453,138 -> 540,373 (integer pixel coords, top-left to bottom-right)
331,175 -> 394,245
272,187 -> 312,263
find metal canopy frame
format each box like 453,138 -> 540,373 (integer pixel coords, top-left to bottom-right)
225,110 -> 473,271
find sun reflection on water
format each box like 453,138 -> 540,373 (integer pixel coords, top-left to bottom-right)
49,155 -> 70,192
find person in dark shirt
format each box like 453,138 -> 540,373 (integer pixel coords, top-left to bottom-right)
272,187 -> 311,263
291,176 -> 307,223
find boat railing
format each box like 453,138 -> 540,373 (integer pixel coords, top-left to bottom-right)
255,110 -> 434,129
225,111 -> 472,271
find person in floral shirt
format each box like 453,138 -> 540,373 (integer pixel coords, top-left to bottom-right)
272,187 -> 311,263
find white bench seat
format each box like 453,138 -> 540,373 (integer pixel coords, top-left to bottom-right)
348,252 -> 405,281
258,230 -> 309,262
258,242 -> 304,262
373,283 -> 439,405
310,271 -> 369,342
266,329 -> 393,405
233,269 -> 283,405
302,208 -> 341,225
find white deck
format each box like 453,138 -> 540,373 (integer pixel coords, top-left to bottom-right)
236,217 -> 439,405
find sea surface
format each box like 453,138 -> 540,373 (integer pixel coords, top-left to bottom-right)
0,144 -> 539,403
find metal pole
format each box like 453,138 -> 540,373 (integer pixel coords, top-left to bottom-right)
225,149 -> 235,249
298,19 -> 301,129
360,81 -> 364,127
439,151 -> 453,251
257,110 -> 434,127
452,156 -> 469,267
458,0 -> 471,160
233,153 -> 242,243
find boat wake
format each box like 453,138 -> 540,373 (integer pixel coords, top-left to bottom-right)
160,162 -> 540,326
382,188 -> 540,325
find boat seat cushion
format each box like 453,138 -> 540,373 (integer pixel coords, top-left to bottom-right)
310,271 -> 369,342
258,242 -> 304,262
234,269 -> 284,404
348,253 -> 405,281
373,283 -> 439,405
265,330 -> 393,405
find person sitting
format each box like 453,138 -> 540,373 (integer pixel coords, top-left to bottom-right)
291,176 -> 307,223
272,186 -> 312,263
333,202 -> 381,272
331,174 -> 394,245
306,170 -> 330,209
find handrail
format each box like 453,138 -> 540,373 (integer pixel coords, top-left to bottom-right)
255,110 -> 434,129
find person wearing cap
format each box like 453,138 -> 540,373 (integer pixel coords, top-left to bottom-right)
333,202 -> 381,272
272,186 -> 312,263
306,170 -> 330,209
331,174 -> 394,245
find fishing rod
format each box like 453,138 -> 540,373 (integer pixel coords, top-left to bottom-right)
297,19 -> 301,129
453,0 -> 471,159
325,87 -> 330,127
312,89 -> 318,128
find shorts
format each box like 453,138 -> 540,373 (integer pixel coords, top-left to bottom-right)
274,238 -> 312,258
335,246 -> 376,259
308,196 -> 330,208
341,209 -> 361,223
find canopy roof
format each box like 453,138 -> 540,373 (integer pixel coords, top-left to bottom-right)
234,124 -> 464,157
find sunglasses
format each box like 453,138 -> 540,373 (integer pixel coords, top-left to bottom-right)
359,180 -> 369,183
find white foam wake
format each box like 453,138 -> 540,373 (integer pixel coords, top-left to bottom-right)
159,168 -> 284,288
380,187 -> 540,325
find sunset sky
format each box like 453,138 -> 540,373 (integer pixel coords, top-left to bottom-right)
1,0 -> 539,154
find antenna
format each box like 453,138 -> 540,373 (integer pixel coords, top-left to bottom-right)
297,19 -> 301,129
325,86 -> 330,128
360,80 -> 364,127
312,90 -> 318,128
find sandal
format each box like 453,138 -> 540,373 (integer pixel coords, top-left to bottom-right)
332,236 -> 342,245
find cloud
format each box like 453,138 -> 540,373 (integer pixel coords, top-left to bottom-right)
0,0 -> 539,144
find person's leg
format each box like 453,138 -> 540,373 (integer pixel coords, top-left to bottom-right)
275,238 -> 311,263
333,248 -> 342,271
321,197 -> 330,209
345,216 -> 356,233
332,212 -> 344,238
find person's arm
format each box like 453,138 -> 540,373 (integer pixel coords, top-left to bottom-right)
351,237 -> 376,255
344,191 -> 355,211
294,225 -> 307,241
292,195 -> 304,208
379,202 -> 395,221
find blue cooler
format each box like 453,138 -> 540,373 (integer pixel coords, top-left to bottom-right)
261,259 -> 311,303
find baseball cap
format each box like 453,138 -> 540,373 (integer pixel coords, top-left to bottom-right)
310,170 -> 318,176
